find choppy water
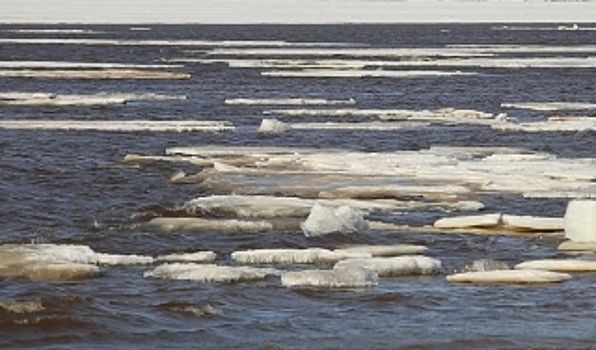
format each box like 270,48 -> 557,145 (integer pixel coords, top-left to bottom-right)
1,24 -> 596,349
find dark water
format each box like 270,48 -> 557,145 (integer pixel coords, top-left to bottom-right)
1,24 -> 596,349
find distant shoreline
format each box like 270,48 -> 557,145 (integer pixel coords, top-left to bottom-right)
1,1 -> 596,24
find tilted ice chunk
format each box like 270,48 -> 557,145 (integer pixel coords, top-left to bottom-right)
145,217 -> 275,233
301,203 -> 369,236
231,248 -> 371,265
258,118 -> 292,134
281,267 -> 378,288
446,270 -> 571,284
455,259 -> 510,273
564,200 -> 596,243
334,244 -> 428,257
156,251 -> 217,263
501,215 -> 564,232
334,256 -> 441,277
144,263 -> 279,283
433,213 -> 502,229
515,259 -> 596,272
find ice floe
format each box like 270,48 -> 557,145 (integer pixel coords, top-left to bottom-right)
225,98 -> 356,106
434,213 -> 502,229
564,200 -> 596,243
0,120 -> 233,132
0,92 -> 186,106
144,217 -> 275,233
0,300 -> 45,314
515,259 -> 596,273
0,69 -> 190,79
231,248 -> 371,265
334,256 -> 441,277
301,203 -> 368,236
260,120 -> 430,133
455,259 -> 510,273
446,270 -> 572,284
280,267 -> 378,288
501,215 -> 564,232
258,118 -> 293,134
502,102 -> 596,111
492,116 -> 596,133
156,251 -> 217,263
558,241 -> 596,253
0,61 -> 179,69
261,69 -> 475,78
334,244 -> 428,257
144,263 -> 279,283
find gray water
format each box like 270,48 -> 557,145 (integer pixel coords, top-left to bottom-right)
1,24 -> 596,349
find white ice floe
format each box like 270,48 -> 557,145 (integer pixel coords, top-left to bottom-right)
145,217 -> 275,233
261,69 -> 475,79
434,213 -> 502,229
515,259 -> 596,273
564,200 -> 596,243
334,244 -> 428,257
502,102 -> 596,111
493,116 -> 596,133
0,92 -> 186,106
301,203 -> 369,236
446,270 -> 572,284
0,69 -> 190,79
231,248 -> 371,265
0,38 -> 349,47
287,121 -> 431,132
0,120 -> 234,132
156,251 -> 217,263
319,184 -> 471,200
0,61 -> 179,69
21,263 -> 100,282
501,215 -> 564,232
264,108 -> 496,123
558,241 -> 596,252
94,253 -> 154,265
2,28 -> 103,34
334,256 -> 441,277
280,267 -> 378,288
206,47 -> 490,58
226,98 -> 356,106
144,263 -> 279,283
258,118 -> 293,134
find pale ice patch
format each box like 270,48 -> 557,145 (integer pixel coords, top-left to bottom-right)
156,251 -> 217,263
334,244 -> 428,257
515,259 -> 596,273
558,241 -> 596,253
446,270 -> 572,284
93,253 -> 154,266
434,213 -> 502,229
334,256 -> 441,277
144,263 -> 280,283
455,259 -> 510,273
231,248 -> 371,265
502,102 -> 596,111
0,69 -> 190,79
0,92 -> 186,106
261,69 -> 475,79
2,28 -> 104,34
144,217 -> 275,233
564,200 -> 596,243
0,61 -> 179,69
0,120 -> 234,132
280,267 -> 378,288
301,203 -> 369,236
226,98 -> 356,106
501,215 -> 564,232
0,300 -> 45,314
492,116 -> 596,133
284,121 -> 431,132
258,119 -> 293,134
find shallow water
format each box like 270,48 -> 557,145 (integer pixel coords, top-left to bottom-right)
1,24 -> 596,349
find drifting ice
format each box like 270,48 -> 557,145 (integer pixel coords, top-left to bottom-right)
301,203 -> 369,236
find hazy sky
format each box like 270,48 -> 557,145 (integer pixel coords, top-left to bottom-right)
1,0 -> 595,24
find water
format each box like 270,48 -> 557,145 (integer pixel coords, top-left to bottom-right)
1,24 -> 596,349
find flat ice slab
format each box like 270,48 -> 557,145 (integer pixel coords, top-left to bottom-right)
144,263 -> 279,283
156,251 -> 217,263
501,215 -> 564,232
446,270 -> 571,284
231,248 -> 371,265
558,241 -> 596,252
515,259 -> 596,273
281,267 -> 378,288
434,213 -> 502,229
0,120 -> 234,132
334,256 -> 441,277
334,244 -> 428,257
145,217 -> 275,233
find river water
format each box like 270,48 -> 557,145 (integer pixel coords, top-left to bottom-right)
1,24 -> 596,349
